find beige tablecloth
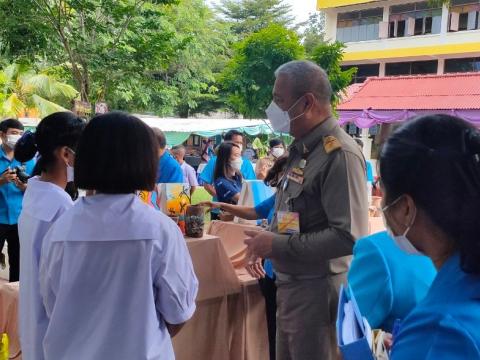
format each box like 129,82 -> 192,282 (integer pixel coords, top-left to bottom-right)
0,234 -> 268,360
0,281 -> 21,359
174,234 -> 269,360
208,220 -> 262,269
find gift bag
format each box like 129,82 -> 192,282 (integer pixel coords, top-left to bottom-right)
234,180 -> 274,224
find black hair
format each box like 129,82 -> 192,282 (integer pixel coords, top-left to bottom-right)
269,138 -> 285,149
75,112 -> 158,194
265,156 -> 288,188
224,129 -> 243,141
15,112 -> 85,172
380,114 -> 480,274
214,142 -> 240,181
0,118 -> 24,133
152,128 -> 166,149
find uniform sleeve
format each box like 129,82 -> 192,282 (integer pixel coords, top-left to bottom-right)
255,195 -> 276,219
39,236 -> 64,319
153,222 -> 198,325
392,315 -> 480,360
272,150 -> 367,262
199,158 -> 215,184
347,236 -> 393,329
170,162 -> 184,183
241,159 -> 256,180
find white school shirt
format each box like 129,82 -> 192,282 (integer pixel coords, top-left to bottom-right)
39,194 -> 198,360
18,177 -> 73,360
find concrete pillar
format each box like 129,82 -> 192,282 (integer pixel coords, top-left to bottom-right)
361,127 -> 373,161
441,4 -> 449,35
437,58 -> 445,74
379,62 -> 386,77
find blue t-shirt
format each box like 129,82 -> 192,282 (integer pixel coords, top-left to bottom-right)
214,175 -> 242,204
157,152 -> 183,184
391,253 -> 480,359
254,195 -> 275,223
0,146 -> 35,225
254,195 -> 277,279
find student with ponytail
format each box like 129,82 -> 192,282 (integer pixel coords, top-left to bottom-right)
15,111 -> 85,360
378,114 -> 480,359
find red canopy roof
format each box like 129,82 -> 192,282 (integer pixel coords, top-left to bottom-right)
338,73 -> 480,111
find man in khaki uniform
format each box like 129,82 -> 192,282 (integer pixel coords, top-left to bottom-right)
245,60 -> 369,360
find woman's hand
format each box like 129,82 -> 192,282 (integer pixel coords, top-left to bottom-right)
199,201 -> 222,210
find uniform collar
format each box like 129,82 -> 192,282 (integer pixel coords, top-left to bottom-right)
290,116 -> 337,156
0,144 -> 13,161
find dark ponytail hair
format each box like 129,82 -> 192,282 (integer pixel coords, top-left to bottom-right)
214,142 -> 240,181
380,114 -> 480,274
15,112 -> 85,172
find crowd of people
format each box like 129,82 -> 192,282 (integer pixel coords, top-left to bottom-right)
0,59 -> 479,360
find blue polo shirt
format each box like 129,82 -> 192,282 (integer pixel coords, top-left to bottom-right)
0,146 -> 35,225
157,152 -> 183,184
214,175 -> 243,204
199,155 -> 256,212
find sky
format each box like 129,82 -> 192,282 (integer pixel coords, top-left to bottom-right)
206,0 -> 319,25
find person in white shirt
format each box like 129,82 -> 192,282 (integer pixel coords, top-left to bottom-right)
171,144 -> 199,194
39,112 -> 199,360
15,111 -> 85,360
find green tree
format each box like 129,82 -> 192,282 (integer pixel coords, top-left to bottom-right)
221,24 -> 304,118
162,0 -> 233,117
309,41 -> 356,107
0,62 -> 78,117
215,0 -> 294,37
302,12 -> 326,56
17,0 -> 179,107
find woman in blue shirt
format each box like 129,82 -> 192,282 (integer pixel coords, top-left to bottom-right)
213,142 -> 243,204
348,231 -> 436,332
378,114 -> 480,359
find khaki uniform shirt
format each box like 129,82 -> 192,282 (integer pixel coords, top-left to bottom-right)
270,116 -> 369,278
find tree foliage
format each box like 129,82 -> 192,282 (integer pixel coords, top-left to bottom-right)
215,0 -> 295,37
309,41 -> 356,107
302,12 -> 326,56
221,24 -> 304,118
0,62 -> 78,117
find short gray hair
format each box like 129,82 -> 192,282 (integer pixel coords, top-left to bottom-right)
275,60 -> 332,104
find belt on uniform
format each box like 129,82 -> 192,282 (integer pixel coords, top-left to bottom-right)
275,271 -> 329,282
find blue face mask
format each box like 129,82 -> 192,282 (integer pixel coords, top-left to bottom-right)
382,196 -> 421,255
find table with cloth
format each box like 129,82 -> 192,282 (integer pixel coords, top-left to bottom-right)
0,281 -> 21,359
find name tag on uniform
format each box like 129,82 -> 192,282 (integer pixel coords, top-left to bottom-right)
287,168 -> 304,184
278,211 -> 300,234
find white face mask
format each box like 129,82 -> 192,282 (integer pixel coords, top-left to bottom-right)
271,147 -> 285,159
382,197 -> 421,255
265,96 -> 305,134
6,134 -> 21,149
230,158 -> 243,172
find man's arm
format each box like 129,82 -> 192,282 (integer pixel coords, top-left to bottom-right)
272,151 -> 364,263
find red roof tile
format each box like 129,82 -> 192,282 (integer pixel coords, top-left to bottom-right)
338,73 -> 480,111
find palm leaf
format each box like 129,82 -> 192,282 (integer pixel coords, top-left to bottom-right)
31,94 -> 68,117
24,74 -> 78,100
2,93 -> 26,117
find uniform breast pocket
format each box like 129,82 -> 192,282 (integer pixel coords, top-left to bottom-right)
285,180 -> 304,212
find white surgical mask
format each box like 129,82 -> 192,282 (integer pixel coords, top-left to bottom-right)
230,158 -> 243,172
265,96 -> 305,134
271,147 -> 285,159
382,197 -> 421,255
236,144 -> 243,152
6,134 -> 21,149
